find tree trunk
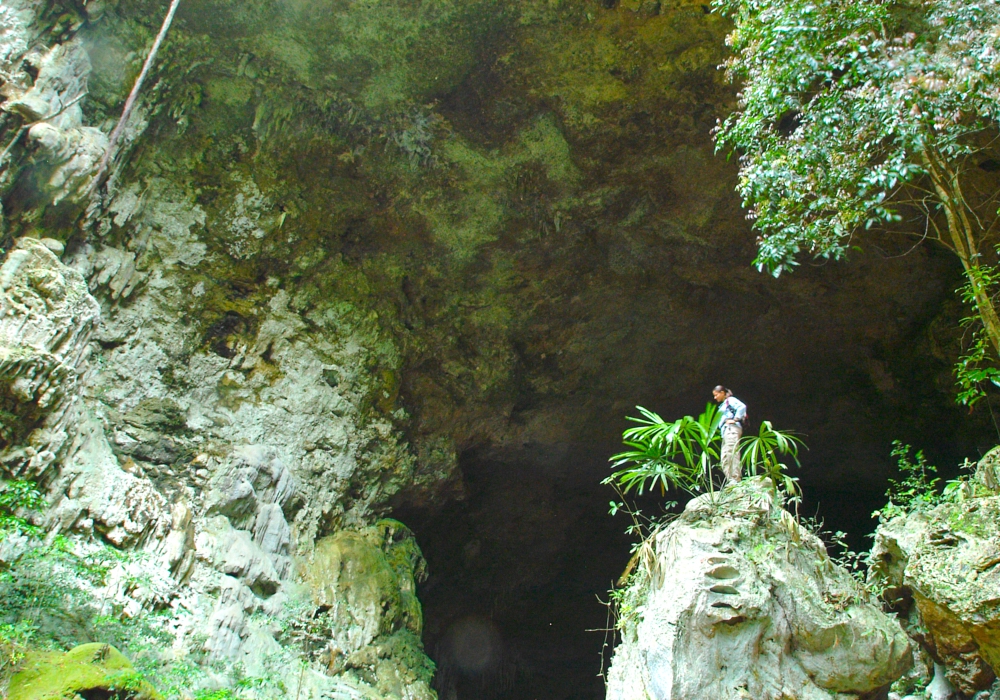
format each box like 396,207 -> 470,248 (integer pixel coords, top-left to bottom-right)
923,148 -> 1000,358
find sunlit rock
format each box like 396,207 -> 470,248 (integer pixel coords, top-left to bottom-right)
872,465 -> 1000,696
0,237 -> 99,475
606,478 -> 912,700
10,643 -> 162,700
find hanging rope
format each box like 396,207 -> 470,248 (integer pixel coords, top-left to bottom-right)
89,0 -> 183,196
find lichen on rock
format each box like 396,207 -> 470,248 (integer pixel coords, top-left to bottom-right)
606,478 -> 913,700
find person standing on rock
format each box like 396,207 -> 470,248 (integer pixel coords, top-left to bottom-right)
712,385 -> 747,485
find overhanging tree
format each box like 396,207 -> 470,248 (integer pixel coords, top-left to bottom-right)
714,0 -> 1000,403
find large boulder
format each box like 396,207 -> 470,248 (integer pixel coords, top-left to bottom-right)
606,478 -> 912,700
298,519 -> 434,700
871,463 -> 1000,696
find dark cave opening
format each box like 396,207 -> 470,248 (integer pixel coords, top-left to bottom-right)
396,247 -> 1000,700
403,421 -> 996,700
397,443 -> 634,700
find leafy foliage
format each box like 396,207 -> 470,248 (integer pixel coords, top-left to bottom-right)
606,404 -> 721,497
0,480 -> 44,539
874,441 -> 942,520
0,481 -> 45,688
740,420 -> 805,503
954,326 -> 1000,406
715,0 -> 1000,270
955,260 -> 1000,404
714,0 -> 1000,392
605,404 -> 804,500
873,441 -> 983,520
0,620 -> 35,687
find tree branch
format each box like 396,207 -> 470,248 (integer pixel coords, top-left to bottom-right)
89,0 -> 183,197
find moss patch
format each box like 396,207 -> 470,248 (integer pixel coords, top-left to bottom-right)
10,643 -> 161,700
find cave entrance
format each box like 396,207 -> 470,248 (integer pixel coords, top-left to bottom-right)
396,443 -> 637,700
397,383 -> 995,699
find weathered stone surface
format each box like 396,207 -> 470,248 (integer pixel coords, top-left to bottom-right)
4,38 -> 108,205
300,520 -> 434,700
872,487 -> 1000,695
0,237 -> 99,475
974,446 -> 1000,494
197,516 -> 283,596
46,413 -> 170,547
607,479 -> 912,700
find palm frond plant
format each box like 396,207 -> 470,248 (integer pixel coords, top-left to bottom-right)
604,404 -> 722,498
605,405 -> 806,503
740,421 -> 806,505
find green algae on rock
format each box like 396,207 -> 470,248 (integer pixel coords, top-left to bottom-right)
10,643 -> 162,700
299,520 -> 435,700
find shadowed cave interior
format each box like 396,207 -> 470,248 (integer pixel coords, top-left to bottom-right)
395,243 -> 1000,700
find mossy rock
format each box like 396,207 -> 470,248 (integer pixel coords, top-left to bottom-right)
10,643 -> 162,700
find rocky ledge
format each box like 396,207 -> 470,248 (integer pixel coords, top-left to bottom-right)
606,478 -> 913,700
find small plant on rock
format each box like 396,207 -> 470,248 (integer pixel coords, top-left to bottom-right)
740,420 -> 805,504
874,441 -> 942,521
606,404 -> 722,498
0,480 -> 44,538
873,442 -> 984,523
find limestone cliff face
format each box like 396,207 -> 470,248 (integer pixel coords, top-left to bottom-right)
872,450 -> 1000,697
606,479 -> 913,700
0,235 -> 435,698
0,0 -> 989,698
0,237 -> 99,475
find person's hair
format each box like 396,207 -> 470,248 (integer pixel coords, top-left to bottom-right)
713,385 -> 732,396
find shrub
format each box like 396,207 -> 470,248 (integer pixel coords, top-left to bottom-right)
605,404 -> 804,501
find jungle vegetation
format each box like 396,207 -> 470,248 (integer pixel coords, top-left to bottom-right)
713,0 -> 1000,404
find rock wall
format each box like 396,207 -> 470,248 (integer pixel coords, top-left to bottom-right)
606,479 -> 913,700
0,237 -> 99,475
0,3 -> 451,692
0,233 -> 436,698
0,4 -> 445,686
872,450 -> 1000,697
0,0 -> 991,698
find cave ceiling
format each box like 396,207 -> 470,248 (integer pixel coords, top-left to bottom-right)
4,0 -> 995,514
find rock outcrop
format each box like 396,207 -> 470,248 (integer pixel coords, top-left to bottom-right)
299,520 -> 435,700
606,479 -> 913,700
0,236 -> 99,476
872,452 -> 1000,696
